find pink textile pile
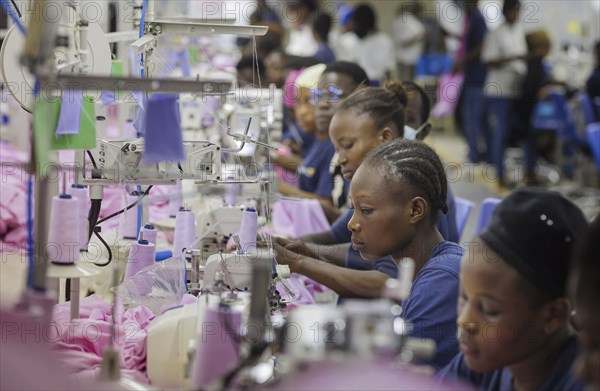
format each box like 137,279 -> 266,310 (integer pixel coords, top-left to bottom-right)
0,142 -> 29,250
271,198 -> 331,238
277,274 -> 331,311
52,295 -> 155,384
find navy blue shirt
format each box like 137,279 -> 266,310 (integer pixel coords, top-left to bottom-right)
314,43 -> 336,65
586,66 -> 600,121
282,111 -> 315,157
464,10 -> 488,86
405,241 -> 463,369
298,139 -> 336,197
345,247 -> 398,278
437,335 -> 584,391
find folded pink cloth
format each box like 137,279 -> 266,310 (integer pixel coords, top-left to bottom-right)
272,198 -> 330,238
52,295 -> 155,383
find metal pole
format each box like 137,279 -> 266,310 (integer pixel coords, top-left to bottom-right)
32,177 -> 51,291
70,278 -> 80,319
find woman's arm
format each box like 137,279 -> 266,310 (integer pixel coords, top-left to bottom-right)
274,242 -> 388,298
278,182 -> 334,206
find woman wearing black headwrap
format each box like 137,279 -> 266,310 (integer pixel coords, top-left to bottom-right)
438,188 -> 589,390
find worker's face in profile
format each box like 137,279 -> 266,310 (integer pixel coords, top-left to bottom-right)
295,87 -> 317,133
264,51 -> 286,88
457,239 -> 560,373
314,73 -> 358,135
347,163 -> 411,261
404,90 -> 431,141
329,110 -> 391,181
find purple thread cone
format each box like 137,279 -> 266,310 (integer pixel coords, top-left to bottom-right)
173,209 -> 196,257
124,239 -> 156,295
238,207 -> 257,253
139,223 -> 158,245
47,195 -> 80,265
191,307 -> 241,389
67,185 -> 89,250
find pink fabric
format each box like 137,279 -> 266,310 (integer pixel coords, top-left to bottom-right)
276,274 -> 332,311
274,146 -> 299,187
277,273 -> 316,309
0,142 -> 29,250
51,295 -> 155,383
430,72 -> 465,120
272,199 -> 331,238
283,69 -> 304,110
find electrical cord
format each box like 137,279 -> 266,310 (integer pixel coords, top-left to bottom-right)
93,227 -> 113,267
9,0 -> 20,17
88,199 -> 102,240
95,185 -> 153,225
86,150 -> 98,169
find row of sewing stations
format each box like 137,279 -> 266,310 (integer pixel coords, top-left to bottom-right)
0,2 -> 450,390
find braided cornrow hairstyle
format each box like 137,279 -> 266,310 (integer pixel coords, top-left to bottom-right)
364,139 -> 449,223
337,81 -> 408,137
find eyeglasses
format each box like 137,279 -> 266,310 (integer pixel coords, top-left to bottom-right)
308,86 -> 345,105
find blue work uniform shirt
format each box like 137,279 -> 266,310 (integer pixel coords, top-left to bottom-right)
298,139 -> 336,198
437,335 -> 584,390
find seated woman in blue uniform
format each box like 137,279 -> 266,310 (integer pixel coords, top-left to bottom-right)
301,81 -> 458,248
275,139 -> 464,369
277,64 -> 337,207
437,188 -> 589,390
272,83 -> 458,286
569,216 -> 600,390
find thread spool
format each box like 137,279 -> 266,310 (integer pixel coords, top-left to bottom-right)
173,209 -> 196,257
139,223 -> 158,245
168,180 -> 183,218
47,194 -> 81,265
238,207 -> 258,253
123,118 -> 137,139
190,307 -> 241,389
224,176 -> 238,206
67,184 -> 89,250
119,192 -> 139,239
124,239 -> 156,295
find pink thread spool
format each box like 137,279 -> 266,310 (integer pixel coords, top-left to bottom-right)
190,307 -> 241,389
67,184 -> 89,250
124,239 -> 156,295
173,209 -> 196,257
139,223 -> 158,245
238,207 -> 258,253
47,194 -> 80,265
119,192 -> 139,239
168,180 -> 183,218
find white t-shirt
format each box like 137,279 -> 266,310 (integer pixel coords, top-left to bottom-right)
481,22 -> 527,98
393,13 -> 426,65
286,24 -> 318,57
331,31 -> 359,62
353,32 -> 396,82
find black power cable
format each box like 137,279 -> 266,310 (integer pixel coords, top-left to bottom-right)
86,150 -> 98,169
9,0 -> 21,18
93,227 -> 113,267
95,186 -> 153,226
88,185 -> 153,267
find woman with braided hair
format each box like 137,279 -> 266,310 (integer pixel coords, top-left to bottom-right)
348,139 -> 464,369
